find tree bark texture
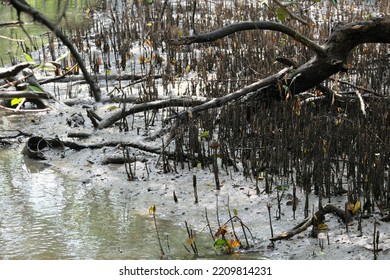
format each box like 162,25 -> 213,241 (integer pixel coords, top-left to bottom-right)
172,17 -> 390,98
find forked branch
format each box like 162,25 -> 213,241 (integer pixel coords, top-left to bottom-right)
170,21 -> 326,57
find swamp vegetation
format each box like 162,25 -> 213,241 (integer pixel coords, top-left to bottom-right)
0,0 -> 389,259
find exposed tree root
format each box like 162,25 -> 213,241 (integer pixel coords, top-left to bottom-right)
270,204 -> 352,241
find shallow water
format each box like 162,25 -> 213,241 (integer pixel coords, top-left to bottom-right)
0,0 -> 92,63
0,147 -> 268,260
0,148 -> 186,259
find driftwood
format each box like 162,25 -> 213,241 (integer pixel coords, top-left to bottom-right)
270,204 -> 352,241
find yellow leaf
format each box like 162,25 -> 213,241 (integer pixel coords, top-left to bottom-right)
281,232 -> 288,237
149,204 -> 156,214
352,201 -> 360,214
139,56 -> 151,64
11,97 -> 24,107
186,238 -> 193,245
145,39 -> 153,47
317,223 -> 328,230
227,239 -> 240,249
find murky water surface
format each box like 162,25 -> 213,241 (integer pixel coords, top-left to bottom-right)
0,148 -> 176,259
0,152 -> 218,261
0,0 -> 92,62
0,146 -> 268,260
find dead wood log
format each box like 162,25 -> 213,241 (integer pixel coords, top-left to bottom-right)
0,91 -> 51,99
98,96 -> 207,129
61,139 -> 161,154
0,62 -> 31,79
270,204 -> 353,241
40,73 -> 163,84
170,21 -> 325,57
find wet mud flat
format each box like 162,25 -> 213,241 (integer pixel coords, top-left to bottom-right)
1,0 -> 389,259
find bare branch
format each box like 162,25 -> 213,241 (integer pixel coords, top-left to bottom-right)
0,62 -> 31,79
0,91 -> 51,99
98,97 -> 206,129
9,0 -> 101,102
163,67 -> 290,146
170,21 -> 326,57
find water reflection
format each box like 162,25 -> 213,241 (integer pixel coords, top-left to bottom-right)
0,148 -> 215,259
0,0 -> 92,63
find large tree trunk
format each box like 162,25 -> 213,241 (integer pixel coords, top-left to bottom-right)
171,17 -> 390,99
289,17 -> 390,95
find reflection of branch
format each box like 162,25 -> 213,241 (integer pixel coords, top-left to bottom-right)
171,21 -> 325,57
9,0 -> 101,102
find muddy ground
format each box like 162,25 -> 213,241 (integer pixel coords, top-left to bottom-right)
1,94 -> 390,260
1,0 -> 390,260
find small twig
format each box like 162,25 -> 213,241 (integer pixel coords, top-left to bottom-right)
205,208 -> 215,241
272,0 -> 310,25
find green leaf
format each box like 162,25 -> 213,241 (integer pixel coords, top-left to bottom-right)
199,130 -> 209,138
290,73 -> 302,84
28,85 -> 45,93
36,62 -> 57,71
11,98 -> 24,107
233,209 -> 238,216
55,51 -> 70,62
276,7 -> 288,21
145,0 -> 154,4
275,184 -> 289,191
23,53 -> 35,63
331,0 -> 337,5
214,239 -> 227,246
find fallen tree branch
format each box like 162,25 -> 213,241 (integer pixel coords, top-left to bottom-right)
40,73 -> 163,85
163,67 -> 290,145
170,21 -> 326,57
62,140 -> 161,154
98,96 -> 207,129
0,20 -> 23,28
270,204 -> 352,241
0,90 -> 51,99
0,62 -> 31,79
